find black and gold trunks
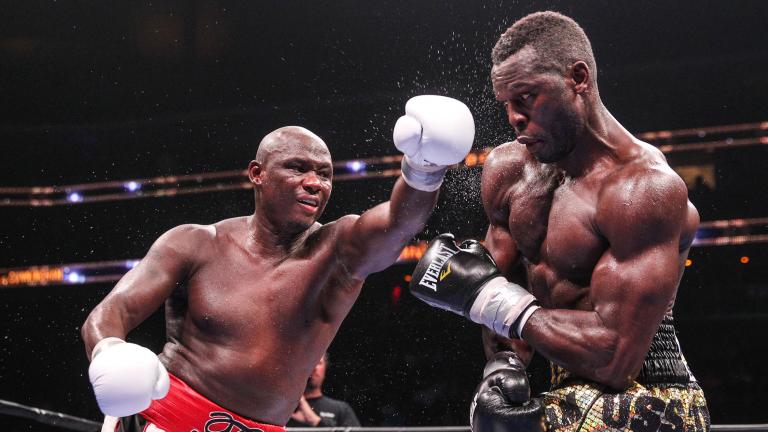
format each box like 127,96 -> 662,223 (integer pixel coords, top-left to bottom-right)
543,316 -> 710,432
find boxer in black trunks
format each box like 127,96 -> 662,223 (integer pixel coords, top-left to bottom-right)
408,11 -> 710,432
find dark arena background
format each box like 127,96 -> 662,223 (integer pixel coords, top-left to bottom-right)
1,1 -> 767,430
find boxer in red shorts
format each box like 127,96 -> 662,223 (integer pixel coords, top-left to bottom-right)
82,96 -> 475,431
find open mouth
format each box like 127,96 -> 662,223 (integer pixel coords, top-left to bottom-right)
297,197 -> 319,211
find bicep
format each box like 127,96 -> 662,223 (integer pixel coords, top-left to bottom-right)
484,223 -> 520,277
590,174 -> 689,367
338,183 -> 436,278
96,227 -> 198,330
586,240 -> 681,380
336,207 -> 403,279
591,242 -> 680,336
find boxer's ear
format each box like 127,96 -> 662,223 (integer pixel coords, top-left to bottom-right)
569,61 -> 590,94
248,160 -> 263,185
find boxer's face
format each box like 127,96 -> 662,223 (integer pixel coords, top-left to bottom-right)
254,136 -> 333,231
491,47 -> 583,163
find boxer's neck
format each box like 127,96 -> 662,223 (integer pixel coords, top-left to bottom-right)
245,213 -> 313,258
556,104 -> 635,178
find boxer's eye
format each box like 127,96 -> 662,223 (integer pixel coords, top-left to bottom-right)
286,162 -> 305,173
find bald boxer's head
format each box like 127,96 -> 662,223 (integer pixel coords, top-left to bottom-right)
490,12 -> 600,163
248,126 -> 333,233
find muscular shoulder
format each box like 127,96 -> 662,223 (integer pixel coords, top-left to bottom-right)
306,216 -> 358,246
322,214 -> 360,256
596,158 -> 689,253
482,143 -> 561,223
331,214 -> 361,232
482,142 -> 530,189
153,223 -> 216,260
295,218 -> 358,261
481,143 -> 529,221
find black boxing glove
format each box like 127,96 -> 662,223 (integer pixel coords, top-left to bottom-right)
409,234 -> 539,338
470,351 -> 544,432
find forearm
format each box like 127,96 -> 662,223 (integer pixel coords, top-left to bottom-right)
522,308 -> 630,389
388,176 -> 439,236
81,302 -> 133,359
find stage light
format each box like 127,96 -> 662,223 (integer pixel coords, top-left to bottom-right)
685,259 -> 692,267
125,260 -> 140,269
125,181 -> 141,192
346,160 -> 366,173
67,192 -> 83,203
740,256 -> 750,264
66,271 -> 83,283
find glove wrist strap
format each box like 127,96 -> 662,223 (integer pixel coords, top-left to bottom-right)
469,277 -> 538,338
91,337 -> 125,360
400,157 -> 447,192
515,305 -> 540,340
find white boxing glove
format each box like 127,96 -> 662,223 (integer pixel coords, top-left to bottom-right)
88,337 -> 170,417
393,95 -> 475,191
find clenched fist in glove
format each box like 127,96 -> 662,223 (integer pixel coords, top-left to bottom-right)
88,337 -> 169,417
470,351 -> 544,432
393,95 -> 474,192
408,234 -> 540,339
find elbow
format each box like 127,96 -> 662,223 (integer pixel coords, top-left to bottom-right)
81,309 -> 94,340
587,326 -> 619,368
80,302 -> 117,356
80,307 -> 102,348
597,372 -> 634,391
592,335 -> 643,391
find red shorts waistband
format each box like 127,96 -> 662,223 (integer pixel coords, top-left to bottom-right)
140,373 -> 286,432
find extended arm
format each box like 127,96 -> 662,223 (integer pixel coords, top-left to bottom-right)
339,95 -> 474,279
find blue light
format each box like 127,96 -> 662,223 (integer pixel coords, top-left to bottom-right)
125,181 -> 141,192
66,272 -> 83,283
125,260 -> 140,269
67,192 -> 83,203
346,160 -> 366,173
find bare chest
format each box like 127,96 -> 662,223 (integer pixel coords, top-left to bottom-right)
180,244 -> 353,337
508,179 -> 607,307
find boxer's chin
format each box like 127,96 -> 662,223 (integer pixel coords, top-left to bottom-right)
285,219 -> 313,233
285,214 -> 320,233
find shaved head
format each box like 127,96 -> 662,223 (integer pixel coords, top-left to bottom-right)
255,126 -> 330,164
249,125 -> 334,232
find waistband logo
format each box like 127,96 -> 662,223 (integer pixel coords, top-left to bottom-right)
200,411 -> 265,432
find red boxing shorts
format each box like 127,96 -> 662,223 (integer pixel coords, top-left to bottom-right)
138,373 -> 287,432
